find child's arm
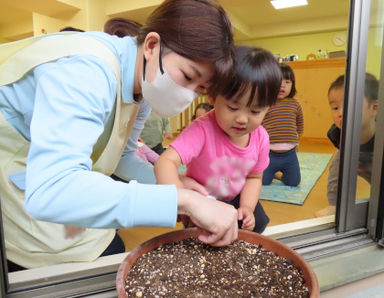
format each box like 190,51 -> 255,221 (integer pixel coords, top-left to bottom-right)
155,146 -> 209,228
141,143 -> 160,164
154,147 -> 184,188
296,102 -> 304,151
296,133 -> 303,152
155,147 -> 209,196
238,172 -> 263,231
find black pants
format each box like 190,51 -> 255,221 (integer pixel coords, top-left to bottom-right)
151,143 -> 165,155
7,232 -> 125,272
262,148 -> 301,186
226,194 -> 270,234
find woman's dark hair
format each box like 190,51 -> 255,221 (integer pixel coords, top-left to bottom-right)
211,45 -> 282,108
59,26 -> 84,32
329,73 -> 378,104
192,102 -> 214,120
104,18 -> 142,37
280,63 -> 297,98
136,0 -> 234,89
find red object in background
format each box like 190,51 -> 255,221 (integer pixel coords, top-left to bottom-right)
41,28 -> 46,34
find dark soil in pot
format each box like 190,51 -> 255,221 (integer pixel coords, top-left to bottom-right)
116,228 -> 319,298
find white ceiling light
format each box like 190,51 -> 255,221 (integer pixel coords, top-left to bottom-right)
271,0 -> 308,9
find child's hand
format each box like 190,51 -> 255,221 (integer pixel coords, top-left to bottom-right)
237,207 -> 255,231
180,176 -> 209,196
164,132 -> 174,140
178,215 -> 196,228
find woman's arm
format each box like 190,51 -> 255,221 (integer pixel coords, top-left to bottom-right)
115,151 -> 156,184
115,102 -> 155,183
25,55 -> 177,229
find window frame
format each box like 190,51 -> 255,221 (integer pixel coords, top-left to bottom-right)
368,7 -> 384,242
336,0 -> 372,232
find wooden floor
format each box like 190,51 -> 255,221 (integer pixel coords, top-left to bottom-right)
262,137 -> 336,226
118,137 -> 370,251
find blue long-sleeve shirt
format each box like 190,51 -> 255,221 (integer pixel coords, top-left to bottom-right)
0,32 -> 176,228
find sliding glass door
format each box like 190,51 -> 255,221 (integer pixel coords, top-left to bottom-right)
366,0 -> 384,242
337,0 -> 384,232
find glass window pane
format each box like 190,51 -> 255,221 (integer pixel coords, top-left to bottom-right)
355,0 -> 383,203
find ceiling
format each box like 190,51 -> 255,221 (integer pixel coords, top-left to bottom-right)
0,0 -> 80,24
0,0 -> 351,41
108,0 -> 351,41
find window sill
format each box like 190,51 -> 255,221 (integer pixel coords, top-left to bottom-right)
7,216 -> 383,297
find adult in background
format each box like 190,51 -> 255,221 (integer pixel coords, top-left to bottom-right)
140,110 -> 174,155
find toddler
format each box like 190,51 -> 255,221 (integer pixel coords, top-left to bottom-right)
136,138 -> 159,164
315,73 -> 378,216
154,45 -> 282,233
262,63 -> 304,186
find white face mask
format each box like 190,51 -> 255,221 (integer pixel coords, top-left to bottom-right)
141,50 -> 198,117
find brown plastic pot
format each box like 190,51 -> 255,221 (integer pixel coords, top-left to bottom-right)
116,228 -> 320,297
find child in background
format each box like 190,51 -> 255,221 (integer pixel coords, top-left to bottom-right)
315,73 -> 378,217
262,63 -> 304,187
192,102 -> 214,120
136,138 -> 159,164
155,46 -> 282,233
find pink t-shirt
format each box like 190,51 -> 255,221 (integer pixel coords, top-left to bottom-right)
171,110 -> 270,201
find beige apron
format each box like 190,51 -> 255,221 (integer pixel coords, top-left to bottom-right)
0,34 -> 139,268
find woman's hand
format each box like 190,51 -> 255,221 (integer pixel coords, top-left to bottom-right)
164,132 -> 174,140
177,189 -> 238,246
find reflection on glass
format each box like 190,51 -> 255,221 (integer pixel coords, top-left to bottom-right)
323,72 -> 378,209
355,0 -> 383,201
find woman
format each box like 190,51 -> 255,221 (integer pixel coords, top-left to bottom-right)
0,0 -> 237,270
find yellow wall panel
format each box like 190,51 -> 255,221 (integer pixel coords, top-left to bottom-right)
286,59 -> 346,139
239,31 -> 348,62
